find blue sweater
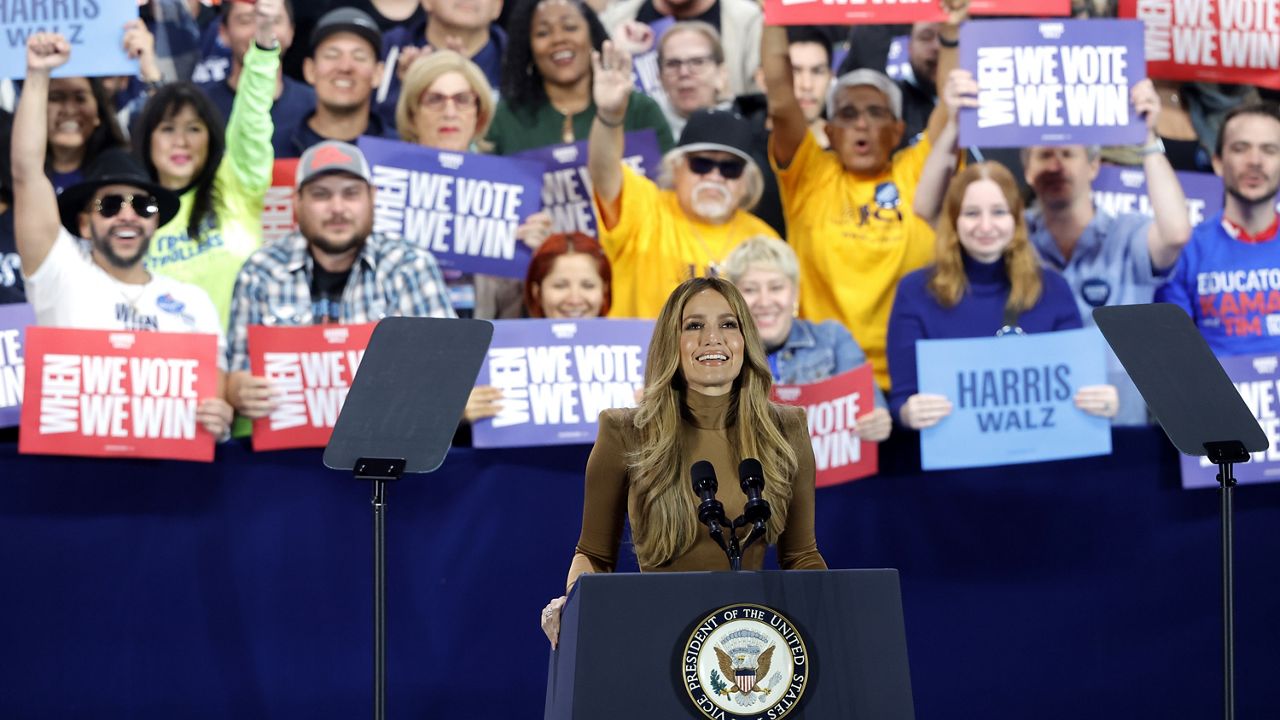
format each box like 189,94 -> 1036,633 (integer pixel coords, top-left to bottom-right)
1154,212 -> 1280,356
886,255 -> 1083,420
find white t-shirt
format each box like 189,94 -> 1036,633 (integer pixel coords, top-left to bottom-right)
25,230 -> 228,368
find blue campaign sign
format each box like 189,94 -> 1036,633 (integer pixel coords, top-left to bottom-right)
0,303 -> 34,428
1180,353 -> 1280,489
0,2 -> 137,80
471,318 -> 654,449
917,328 -> 1111,470
512,130 -> 662,237
960,19 -> 1146,148
359,136 -> 545,278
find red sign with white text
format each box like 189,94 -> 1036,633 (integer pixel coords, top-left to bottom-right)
764,0 -> 944,26
971,0 -> 1071,15
1119,0 -> 1280,89
248,323 -> 376,451
19,328 -> 219,462
771,365 -> 879,488
263,159 -> 299,245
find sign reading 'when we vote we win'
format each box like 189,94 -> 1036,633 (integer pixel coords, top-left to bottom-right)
772,365 -> 878,487
359,136 -> 544,279
917,329 -> 1111,471
1181,353 -> 1280,489
472,319 -> 653,448
248,323 -> 375,451
961,19 -> 1147,148
1120,0 -> 1280,89
19,328 -> 219,462
0,304 -> 34,429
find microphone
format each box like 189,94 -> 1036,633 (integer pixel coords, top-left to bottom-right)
691,461 -> 729,556
737,458 -> 771,553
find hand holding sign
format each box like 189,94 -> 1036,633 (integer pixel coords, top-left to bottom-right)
26,33 -> 72,73
854,406 -> 892,442
942,68 -> 979,124
196,398 -> 234,439
1131,78 -> 1160,140
1074,384 -> 1120,418
122,19 -> 160,83
900,393 -> 954,430
516,211 -> 555,251
229,372 -> 279,418
592,41 -> 633,124
464,385 -> 504,422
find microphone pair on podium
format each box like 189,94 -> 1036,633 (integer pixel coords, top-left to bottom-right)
690,459 -> 772,571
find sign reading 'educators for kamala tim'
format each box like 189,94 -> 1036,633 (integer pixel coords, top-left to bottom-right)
916,328 -> 1111,471
772,364 -> 879,487
1180,353 -> 1280,489
960,19 -> 1147,148
0,1 -> 137,80
471,318 -> 653,448
682,603 -> 811,720
0,303 -> 34,428
358,136 -> 545,279
1119,0 -> 1280,90
512,130 -> 662,238
19,328 -> 219,462
247,323 -> 375,451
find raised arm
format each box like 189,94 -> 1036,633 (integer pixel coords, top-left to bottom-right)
1132,79 -> 1192,271
12,33 -> 71,276
224,0 -> 283,195
587,41 -> 633,230
914,68 -> 977,226
923,0 -> 968,146
760,25 -> 808,169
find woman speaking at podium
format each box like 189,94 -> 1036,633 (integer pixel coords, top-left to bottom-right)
540,277 -> 826,647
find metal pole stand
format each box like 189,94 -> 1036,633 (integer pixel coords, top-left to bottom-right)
355,458 -> 406,720
1205,440 -> 1248,720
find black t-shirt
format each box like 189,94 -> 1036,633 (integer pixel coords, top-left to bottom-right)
310,263 -> 351,323
637,0 -> 721,30
0,209 -> 22,304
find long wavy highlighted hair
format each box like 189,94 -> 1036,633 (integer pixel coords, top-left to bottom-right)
627,277 -> 798,568
928,161 -> 1043,314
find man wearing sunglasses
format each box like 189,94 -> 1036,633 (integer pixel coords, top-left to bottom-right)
12,33 -> 235,439
589,40 -> 777,319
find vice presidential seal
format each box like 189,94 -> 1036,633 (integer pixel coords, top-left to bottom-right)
681,603 -> 810,719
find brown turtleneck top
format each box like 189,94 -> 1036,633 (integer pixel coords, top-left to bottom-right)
567,389 -> 826,590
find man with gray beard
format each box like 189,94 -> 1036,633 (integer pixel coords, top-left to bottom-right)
588,40 -> 777,319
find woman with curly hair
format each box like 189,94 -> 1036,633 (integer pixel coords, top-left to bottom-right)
539,276 -> 826,646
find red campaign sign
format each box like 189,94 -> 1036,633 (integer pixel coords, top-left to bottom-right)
247,323 -> 376,451
19,328 -> 219,462
1119,0 -> 1280,90
771,364 -> 878,488
971,0 -> 1071,16
263,159 -> 299,245
764,0 -> 944,26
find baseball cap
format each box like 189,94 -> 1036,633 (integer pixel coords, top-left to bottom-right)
311,7 -> 382,56
295,141 -> 373,189
676,109 -> 755,166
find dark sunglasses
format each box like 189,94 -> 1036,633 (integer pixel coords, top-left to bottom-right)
93,193 -> 160,219
686,155 -> 747,180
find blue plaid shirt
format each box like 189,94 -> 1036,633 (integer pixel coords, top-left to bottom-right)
226,232 -> 456,371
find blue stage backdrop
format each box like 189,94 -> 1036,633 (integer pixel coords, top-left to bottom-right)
1,428 -> 1278,718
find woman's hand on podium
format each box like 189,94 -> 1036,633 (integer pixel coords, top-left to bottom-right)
541,595 -> 568,649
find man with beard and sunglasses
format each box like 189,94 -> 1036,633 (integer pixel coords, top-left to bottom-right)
12,33 -> 235,438
224,140 -> 455,418
1157,103 -> 1280,356
588,40 -> 775,319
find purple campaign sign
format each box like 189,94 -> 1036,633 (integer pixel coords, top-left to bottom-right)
1180,353 -> 1280,489
471,318 -> 654,448
512,130 -> 663,237
1,3 -> 137,80
1091,165 -> 1224,229
960,19 -> 1146,148
0,303 -> 34,428
359,136 -> 544,278
631,16 -> 675,97
885,35 -> 912,83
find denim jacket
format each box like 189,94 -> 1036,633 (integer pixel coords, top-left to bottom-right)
768,319 -> 888,409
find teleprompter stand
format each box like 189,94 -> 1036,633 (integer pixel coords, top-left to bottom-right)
324,317 -> 493,720
1094,304 -> 1268,720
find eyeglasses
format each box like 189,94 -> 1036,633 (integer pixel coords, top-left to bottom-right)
93,193 -> 160,219
661,54 -> 716,74
830,104 -> 894,126
686,155 -> 746,180
419,90 -> 479,113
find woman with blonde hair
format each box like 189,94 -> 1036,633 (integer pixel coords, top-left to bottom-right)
540,277 -> 826,646
887,161 -> 1118,430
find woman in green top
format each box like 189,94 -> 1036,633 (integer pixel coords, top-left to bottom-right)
487,0 -> 673,155
135,0 -> 284,325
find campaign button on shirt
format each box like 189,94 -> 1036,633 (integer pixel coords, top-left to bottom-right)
1081,278 -> 1112,307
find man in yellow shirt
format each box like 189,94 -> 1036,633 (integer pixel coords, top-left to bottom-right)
590,41 -> 778,319
761,16 -> 962,390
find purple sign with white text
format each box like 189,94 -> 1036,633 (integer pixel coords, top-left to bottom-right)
359,136 -> 544,278
1091,165 -> 1223,228
0,303 -> 34,428
960,19 -> 1146,148
471,318 -> 654,448
1180,353 -> 1280,489
631,16 -> 675,98
513,130 -> 662,237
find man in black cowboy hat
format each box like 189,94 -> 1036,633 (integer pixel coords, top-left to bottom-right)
12,33 -> 234,438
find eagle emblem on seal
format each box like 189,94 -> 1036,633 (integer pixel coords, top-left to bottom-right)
714,644 -> 775,695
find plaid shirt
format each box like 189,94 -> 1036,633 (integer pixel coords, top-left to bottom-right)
226,232 -> 456,371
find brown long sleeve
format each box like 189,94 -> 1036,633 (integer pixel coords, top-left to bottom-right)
774,405 -> 828,570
